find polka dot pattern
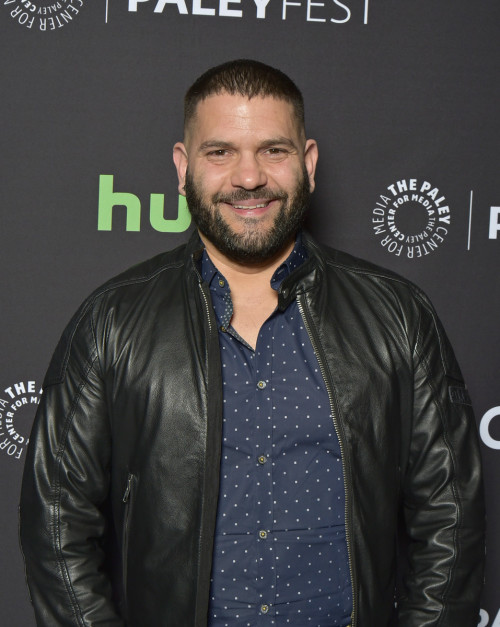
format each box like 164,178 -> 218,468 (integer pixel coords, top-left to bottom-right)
201,237 -> 352,626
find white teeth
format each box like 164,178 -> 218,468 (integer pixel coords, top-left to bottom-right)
233,203 -> 268,209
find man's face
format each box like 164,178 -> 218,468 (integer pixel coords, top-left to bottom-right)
173,93 -> 318,265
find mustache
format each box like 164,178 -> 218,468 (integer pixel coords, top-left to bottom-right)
212,188 -> 288,204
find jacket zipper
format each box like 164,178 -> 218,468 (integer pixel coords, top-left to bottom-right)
297,293 -> 357,627
198,283 -> 213,333
122,472 -> 134,618
122,473 -> 133,503
195,278 -> 220,626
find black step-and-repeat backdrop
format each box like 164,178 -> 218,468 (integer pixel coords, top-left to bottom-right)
2,2 -> 499,625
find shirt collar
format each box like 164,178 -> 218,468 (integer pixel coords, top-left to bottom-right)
201,232 -> 308,291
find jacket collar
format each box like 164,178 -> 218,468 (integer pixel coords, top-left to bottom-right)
185,229 -> 322,308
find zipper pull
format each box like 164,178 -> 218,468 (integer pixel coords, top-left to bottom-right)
122,473 -> 133,503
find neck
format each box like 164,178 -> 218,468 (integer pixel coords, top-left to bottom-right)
199,233 -> 295,288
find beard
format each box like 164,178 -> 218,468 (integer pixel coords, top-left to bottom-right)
185,166 -> 311,265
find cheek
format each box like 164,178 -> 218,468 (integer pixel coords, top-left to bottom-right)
194,167 -> 230,194
271,163 -> 304,190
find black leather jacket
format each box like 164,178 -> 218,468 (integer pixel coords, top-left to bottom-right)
20,232 -> 485,626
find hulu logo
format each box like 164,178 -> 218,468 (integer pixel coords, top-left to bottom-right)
97,175 -> 191,232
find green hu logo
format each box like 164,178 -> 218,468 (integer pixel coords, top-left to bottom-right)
98,175 -> 191,232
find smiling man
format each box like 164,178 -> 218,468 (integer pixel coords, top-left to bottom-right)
20,60 -> 484,627
176,92 -> 316,264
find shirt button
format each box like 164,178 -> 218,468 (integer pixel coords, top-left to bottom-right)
218,278 -> 225,287
220,325 -> 227,333
260,604 -> 270,614
258,530 -> 268,539
258,455 -> 267,465
257,380 -> 266,389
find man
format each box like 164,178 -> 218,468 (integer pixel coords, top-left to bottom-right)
20,59 -> 484,626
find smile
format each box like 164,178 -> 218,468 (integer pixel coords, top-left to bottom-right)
231,202 -> 270,210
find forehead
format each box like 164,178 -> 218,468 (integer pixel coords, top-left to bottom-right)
186,93 -> 302,145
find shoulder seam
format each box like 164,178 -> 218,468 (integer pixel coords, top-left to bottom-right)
91,259 -> 185,299
323,257 -> 415,289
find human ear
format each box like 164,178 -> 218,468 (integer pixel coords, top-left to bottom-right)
304,139 -> 319,193
173,142 -> 188,196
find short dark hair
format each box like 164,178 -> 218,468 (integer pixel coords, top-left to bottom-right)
184,59 -> 305,136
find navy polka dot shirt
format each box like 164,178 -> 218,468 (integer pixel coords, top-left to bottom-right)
201,235 -> 352,626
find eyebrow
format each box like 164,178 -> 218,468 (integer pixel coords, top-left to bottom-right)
198,140 -> 235,152
259,136 -> 299,150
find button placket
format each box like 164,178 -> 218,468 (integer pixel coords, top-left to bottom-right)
253,329 -> 276,616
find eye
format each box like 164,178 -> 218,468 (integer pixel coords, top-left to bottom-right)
206,149 -> 231,158
263,147 -> 289,160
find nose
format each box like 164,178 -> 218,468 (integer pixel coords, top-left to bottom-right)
230,152 -> 267,190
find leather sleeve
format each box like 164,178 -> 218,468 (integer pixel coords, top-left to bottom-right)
19,299 -> 124,626
397,290 -> 485,626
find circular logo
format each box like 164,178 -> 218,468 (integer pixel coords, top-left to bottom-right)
371,178 -> 451,259
479,406 -> 500,450
478,608 -> 500,627
4,0 -> 85,31
0,380 -> 40,461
